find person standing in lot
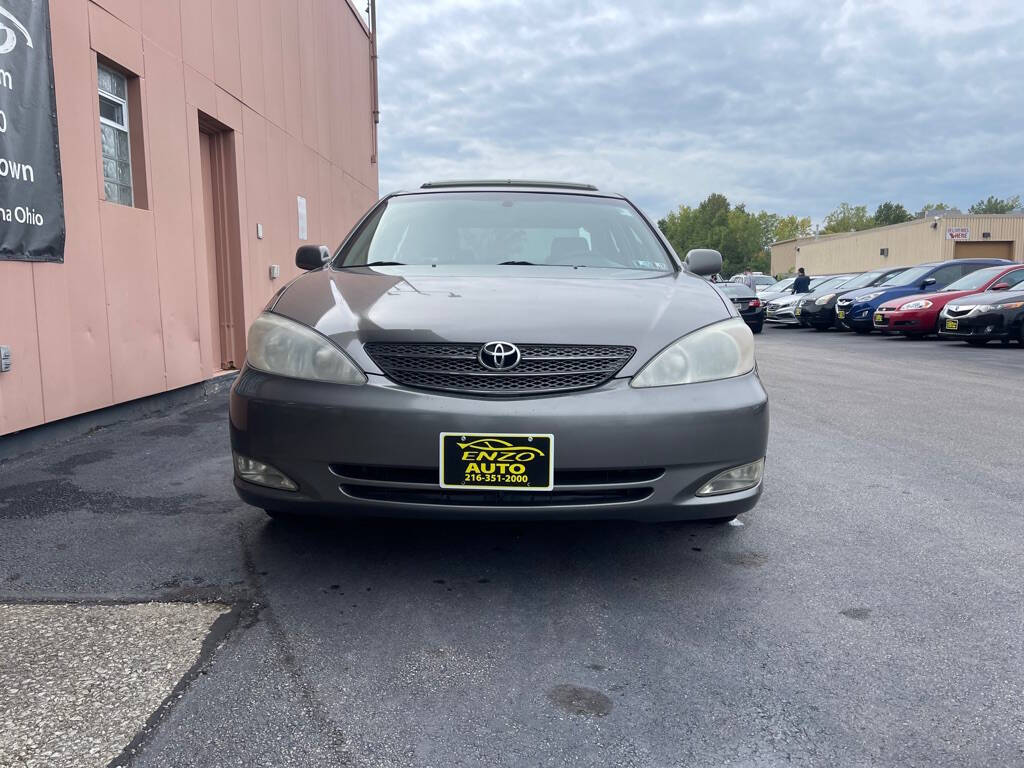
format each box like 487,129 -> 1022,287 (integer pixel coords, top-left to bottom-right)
793,267 -> 811,293
739,269 -> 757,290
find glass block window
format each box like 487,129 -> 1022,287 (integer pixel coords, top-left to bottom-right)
98,64 -> 133,206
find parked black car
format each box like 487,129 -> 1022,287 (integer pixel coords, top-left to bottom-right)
797,266 -> 908,330
938,288 -> 1024,346
718,283 -> 765,333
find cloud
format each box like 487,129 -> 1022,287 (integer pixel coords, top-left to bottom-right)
377,0 -> 1024,222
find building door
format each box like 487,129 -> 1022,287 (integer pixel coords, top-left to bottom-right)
198,118 -> 244,370
954,241 -> 1013,261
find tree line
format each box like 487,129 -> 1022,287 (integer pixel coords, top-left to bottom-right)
658,194 -> 1022,278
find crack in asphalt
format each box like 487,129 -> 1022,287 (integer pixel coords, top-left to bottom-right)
235,521 -> 357,767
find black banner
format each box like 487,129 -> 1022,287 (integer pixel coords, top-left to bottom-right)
0,0 -> 64,262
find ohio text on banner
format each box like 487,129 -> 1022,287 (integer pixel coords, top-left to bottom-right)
0,0 -> 64,262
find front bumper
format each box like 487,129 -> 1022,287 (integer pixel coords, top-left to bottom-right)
872,307 -> 937,333
765,305 -> 800,325
836,302 -> 875,330
797,301 -> 836,327
229,367 -> 769,521
938,311 -> 1011,341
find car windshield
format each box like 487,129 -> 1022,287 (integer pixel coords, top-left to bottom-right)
766,278 -> 795,291
813,275 -> 853,292
336,192 -> 673,271
839,270 -> 892,291
882,265 -> 932,287
941,266 -> 1003,291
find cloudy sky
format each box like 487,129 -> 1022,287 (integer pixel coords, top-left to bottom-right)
375,0 -> 1024,224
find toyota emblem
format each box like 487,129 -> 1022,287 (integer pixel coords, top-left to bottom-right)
478,341 -> 521,371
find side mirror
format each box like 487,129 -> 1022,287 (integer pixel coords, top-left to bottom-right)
921,277 -> 936,289
296,244 -> 331,270
685,248 -> 723,277
991,282 -> 1011,291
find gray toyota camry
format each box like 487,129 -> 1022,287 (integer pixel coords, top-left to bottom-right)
229,181 -> 768,522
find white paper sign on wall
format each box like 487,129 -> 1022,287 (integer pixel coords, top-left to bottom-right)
946,227 -> 969,240
297,196 -> 308,241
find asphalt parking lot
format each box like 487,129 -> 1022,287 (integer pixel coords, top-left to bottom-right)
2,329 -> 1023,767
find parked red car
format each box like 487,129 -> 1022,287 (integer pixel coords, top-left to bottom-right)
873,264 -> 1024,337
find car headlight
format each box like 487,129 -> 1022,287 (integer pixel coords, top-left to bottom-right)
899,300 -> 933,310
857,291 -> 883,303
814,293 -> 836,305
631,318 -> 754,388
975,304 -> 995,313
246,312 -> 366,385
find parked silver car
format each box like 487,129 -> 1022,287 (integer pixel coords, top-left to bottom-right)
229,181 -> 768,522
764,276 -> 840,324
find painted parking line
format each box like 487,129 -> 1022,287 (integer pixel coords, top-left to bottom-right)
0,602 -> 229,768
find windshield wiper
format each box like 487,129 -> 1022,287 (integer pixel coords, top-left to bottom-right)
498,261 -> 594,267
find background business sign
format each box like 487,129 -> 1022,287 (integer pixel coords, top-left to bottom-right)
0,0 -> 64,262
945,227 -> 970,241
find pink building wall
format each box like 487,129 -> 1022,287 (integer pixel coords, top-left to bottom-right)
0,0 -> 379,435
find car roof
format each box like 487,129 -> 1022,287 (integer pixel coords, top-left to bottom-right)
932,258 -> 1014,265
393,180 -> 627,200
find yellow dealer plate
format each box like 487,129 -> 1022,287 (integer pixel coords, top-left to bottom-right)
945,319 -> 958,330
440,433 -> 554,491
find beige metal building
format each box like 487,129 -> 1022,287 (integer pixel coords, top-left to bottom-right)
770,214 -> 1024,277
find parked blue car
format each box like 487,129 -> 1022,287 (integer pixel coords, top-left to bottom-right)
835,258 -> 1013,333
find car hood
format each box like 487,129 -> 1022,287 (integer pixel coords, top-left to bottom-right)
946,288 -> 1024,308
759,289 -> 792,303
878,290 -> 951,310
841,285 -> 919,304
768,294 -> 801,307
800,286 -> 846,304
268,265 -> 732,376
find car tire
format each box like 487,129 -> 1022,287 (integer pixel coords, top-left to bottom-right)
966,338 -> 989,346
751,322 -> 763,334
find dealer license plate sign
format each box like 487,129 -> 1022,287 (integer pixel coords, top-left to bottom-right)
945,319 -> 958,330
837,310 -> 846,319
874,313 -> 884,324
439,433 -> 554,491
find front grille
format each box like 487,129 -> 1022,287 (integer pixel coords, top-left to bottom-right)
364,342 -> 635,396
331,464 -> 664,486
341,485 -> 652,507
946,308 -> 972,318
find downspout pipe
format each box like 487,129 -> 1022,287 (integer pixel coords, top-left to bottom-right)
369,0 -> 379,162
